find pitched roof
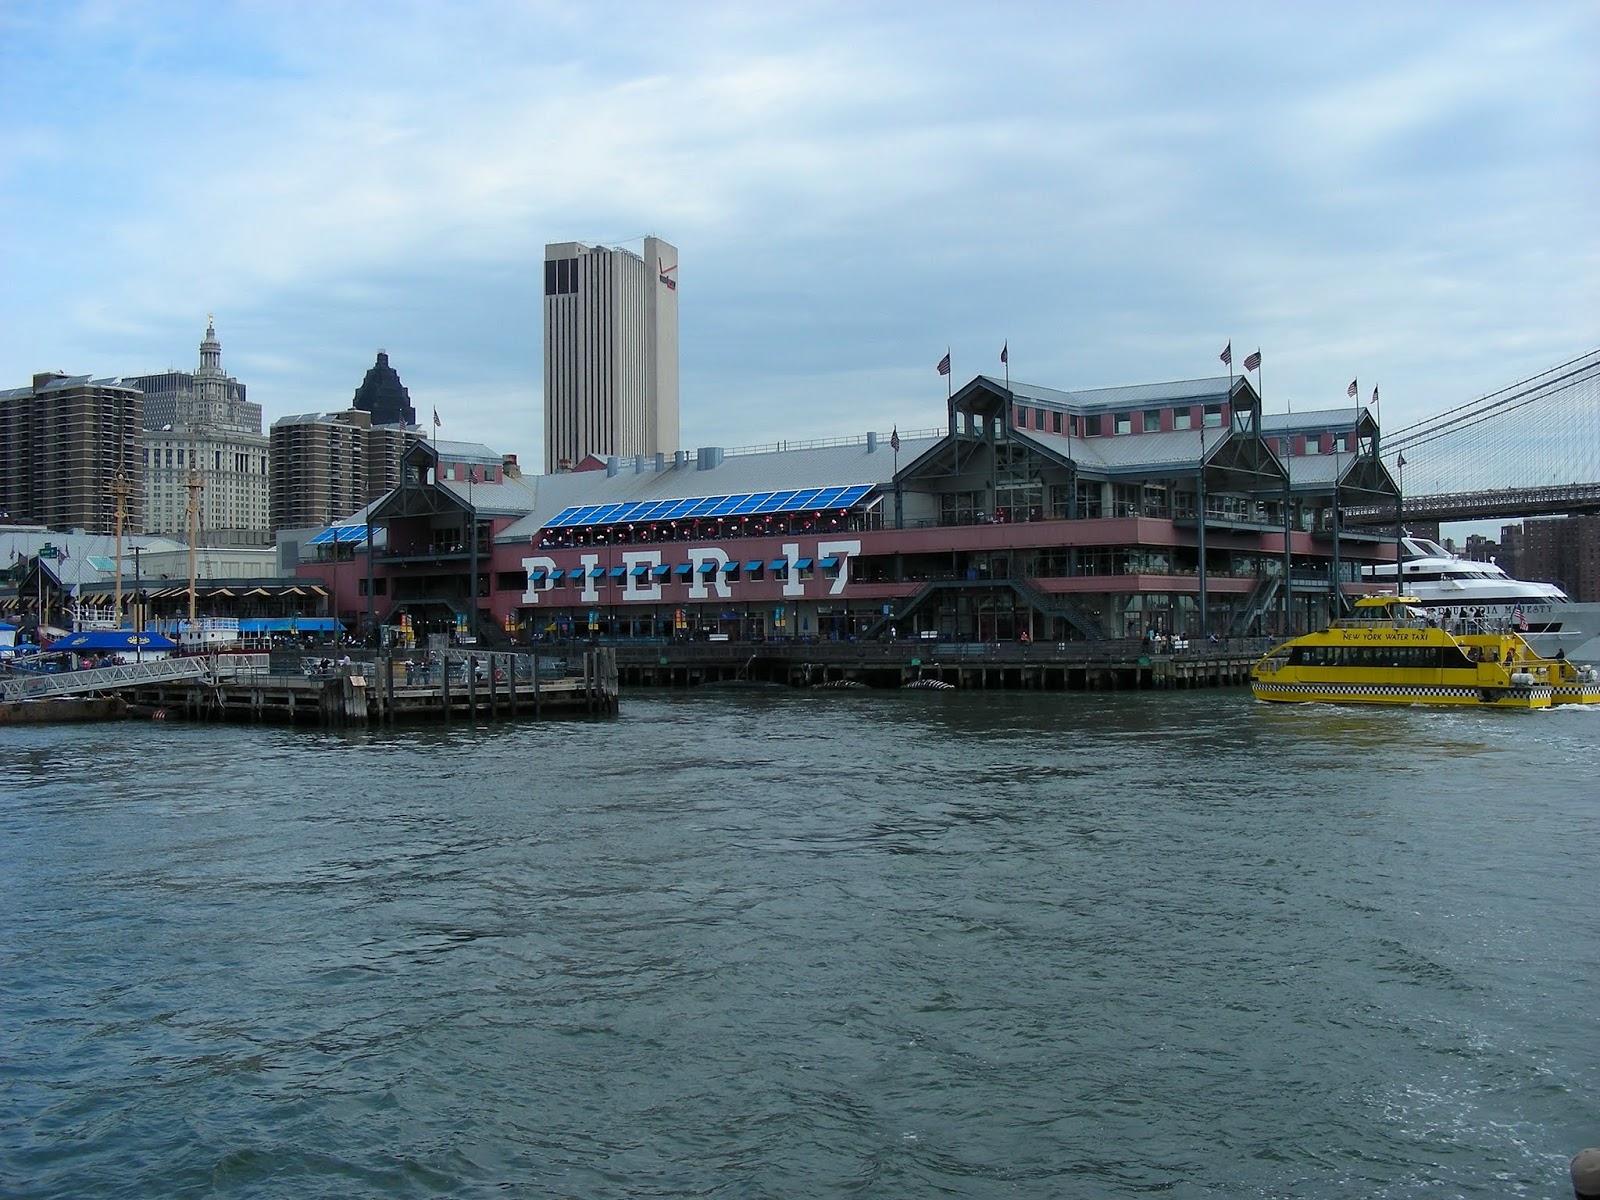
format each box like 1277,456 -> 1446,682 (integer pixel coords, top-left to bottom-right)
986,375 -> 1239,412
498,434 -> 940,540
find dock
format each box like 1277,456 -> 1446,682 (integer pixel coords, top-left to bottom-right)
4,648 -> 619,727
609,639 -> 1267,691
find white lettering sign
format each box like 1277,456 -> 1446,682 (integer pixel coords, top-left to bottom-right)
817,538 -> 861,596
688,547 -> 731,599
623,551 -> 663,600
520,555 -> 557,604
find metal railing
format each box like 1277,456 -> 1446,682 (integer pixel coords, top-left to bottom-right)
1,655 -> 213,702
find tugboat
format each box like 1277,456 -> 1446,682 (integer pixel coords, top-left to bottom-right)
1250,596 -> 1600,710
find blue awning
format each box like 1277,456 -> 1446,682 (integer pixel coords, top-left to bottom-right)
652,564 -> 672,577
721,561 -> 739,573
631,564 -> 651,577
769,559 -> 788,570
793,558 -> 813,570
589,567 -> 607,578
608,566 -> 627,578
744,560 -> 764,571
674,564 -> 693,576
238,617 -> 345,633
547,569 -> 565,580
529,568 -> 547,581
819,556 -> 839,568
698,562 -> 719,575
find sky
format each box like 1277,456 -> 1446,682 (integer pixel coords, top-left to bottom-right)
2,0 -> 1596,479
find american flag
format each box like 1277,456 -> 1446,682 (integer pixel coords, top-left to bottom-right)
890,427 -> 900,452
433,407 -> 441,427
1347,379 -> 1358,398
1512,605 -> 1528,631
1000,342 -> 1008,365
1219,342 -> 1232,367
1243,349 -> 1261,372
936,352 -> 951,376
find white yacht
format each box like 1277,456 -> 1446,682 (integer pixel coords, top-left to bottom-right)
1363,536 -> 1600,660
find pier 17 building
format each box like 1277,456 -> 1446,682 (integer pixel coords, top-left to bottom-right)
301,372 -> 1398,645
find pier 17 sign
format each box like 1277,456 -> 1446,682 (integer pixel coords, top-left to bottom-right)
520,540 -> 862,605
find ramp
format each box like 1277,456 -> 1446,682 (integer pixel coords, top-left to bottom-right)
1,656 -> 213,702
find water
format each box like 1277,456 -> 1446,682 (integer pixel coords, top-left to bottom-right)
2,691 -> 1596,1199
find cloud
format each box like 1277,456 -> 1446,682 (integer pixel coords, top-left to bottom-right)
1,0 -> 1595,476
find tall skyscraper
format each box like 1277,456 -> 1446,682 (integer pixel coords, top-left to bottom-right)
351,350 -> 417,426
0,372 -> 143,532
542,236 -> 679,473
128,319 -> 270,547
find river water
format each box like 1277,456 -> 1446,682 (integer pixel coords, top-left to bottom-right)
2,690 -> 1596,1199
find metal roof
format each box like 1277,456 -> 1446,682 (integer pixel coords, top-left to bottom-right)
1261,408 -> 1371,436
1019,426 -> 1223,473
0,374 -> 141,400
499,435 -> 939,541
989,375 -> 1239,412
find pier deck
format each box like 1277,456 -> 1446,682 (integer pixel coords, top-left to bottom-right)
609,639 -> 1267,691
118,648 -> 619,727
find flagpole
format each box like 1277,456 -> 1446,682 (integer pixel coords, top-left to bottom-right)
1394,453 -> 1405,597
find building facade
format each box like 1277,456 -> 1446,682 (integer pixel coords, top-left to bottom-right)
542,237 -> 679,473
299,373 -> 1403,644
0,372 -> 144,533
269,409 -> 426,535
130,320 -> 270,548
1505,514 -> 1600,602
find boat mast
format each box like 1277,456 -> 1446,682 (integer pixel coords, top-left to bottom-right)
186,469 -> 204,628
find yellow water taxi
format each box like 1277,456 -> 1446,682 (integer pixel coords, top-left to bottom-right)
1251,596 -> 1600,710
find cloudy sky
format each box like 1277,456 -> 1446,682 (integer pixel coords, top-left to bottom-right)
2,0 -> 1594,474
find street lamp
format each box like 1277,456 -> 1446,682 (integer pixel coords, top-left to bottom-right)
131,545 -> 143,664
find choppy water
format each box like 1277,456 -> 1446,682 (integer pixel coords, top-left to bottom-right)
2,690 -> 1596,1199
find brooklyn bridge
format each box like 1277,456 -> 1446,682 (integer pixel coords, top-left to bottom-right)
1344,348 -> 1600,525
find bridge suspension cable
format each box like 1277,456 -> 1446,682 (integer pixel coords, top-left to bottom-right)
1383,349 -> 1600,502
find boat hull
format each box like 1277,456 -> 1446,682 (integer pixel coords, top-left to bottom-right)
1250,595 -> 1600,711
1252,681 -> 1554,709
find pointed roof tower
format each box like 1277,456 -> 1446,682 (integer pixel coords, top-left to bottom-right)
351,349 -> 417,427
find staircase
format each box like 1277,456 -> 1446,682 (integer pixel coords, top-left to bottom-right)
1229,575 -> 1282,637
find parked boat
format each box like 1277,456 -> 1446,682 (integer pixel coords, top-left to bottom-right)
1363,536 -> 1600,660
1251,595 -> 1600,710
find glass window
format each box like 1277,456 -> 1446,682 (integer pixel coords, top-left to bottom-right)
1143,410 -> 1162,433
1203,405 -> 1223,429
1115,413 -> 1132,435
1174,409 -> 1193,430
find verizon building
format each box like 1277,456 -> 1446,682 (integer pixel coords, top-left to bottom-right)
542,236 -> 679,473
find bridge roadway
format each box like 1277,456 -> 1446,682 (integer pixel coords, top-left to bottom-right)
1343,481 -> 1600,526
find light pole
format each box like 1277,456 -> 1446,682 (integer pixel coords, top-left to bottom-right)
131,545 -> 144,664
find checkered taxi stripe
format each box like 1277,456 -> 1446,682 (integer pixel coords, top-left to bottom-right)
1553,684 -> 1600,703
1252,682 -> 1553,703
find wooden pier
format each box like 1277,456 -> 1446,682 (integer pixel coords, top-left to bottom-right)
122,648 -> 618,727
610,640 -> 1264,692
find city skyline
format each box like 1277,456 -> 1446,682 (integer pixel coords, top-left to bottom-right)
1,1 -> 1594,476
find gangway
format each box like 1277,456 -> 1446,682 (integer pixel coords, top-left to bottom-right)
1,656 -> 214,702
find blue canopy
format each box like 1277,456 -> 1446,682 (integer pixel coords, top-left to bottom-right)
53,630 -> 178,652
